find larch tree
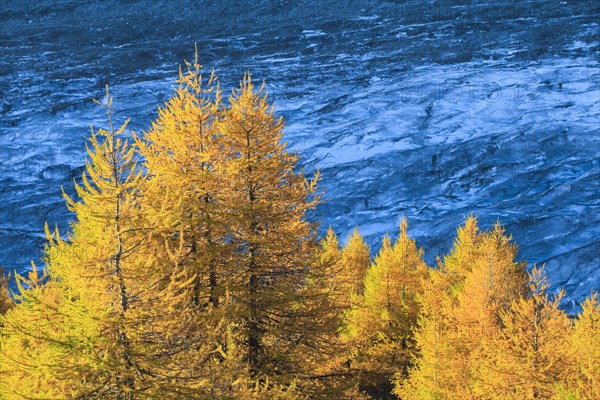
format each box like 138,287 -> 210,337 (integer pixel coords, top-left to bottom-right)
216,73 -> 321,390
307,228 -> 346,384
135,50 -> 225,310
344,219 -> 428,399
399,218 -> 527,399
0,267 -> 13,316
316,227 -> 344,326
396,265 -> 458,400
302,226 -> 374,399
338,227 -> 371,307
0,89 -> 200,399
135,57 -> 324,397
398,217 -> 484,399
0,264 -> 71,398
442,215 -> 481,298
133,55 -> 244,394
565,293 -> 599,399
319,226 -> 343,288
474,265 -> 574,399
449,222 -> 528,397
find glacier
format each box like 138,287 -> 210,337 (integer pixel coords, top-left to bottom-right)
0,0 -> 598,312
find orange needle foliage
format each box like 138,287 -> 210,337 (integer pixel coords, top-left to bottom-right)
0,57 -> 597,400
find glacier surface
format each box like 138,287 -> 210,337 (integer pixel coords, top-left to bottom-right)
0,0 -> 598,312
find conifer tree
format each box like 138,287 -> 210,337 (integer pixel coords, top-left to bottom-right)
0,264 -> 73,398
395,266 -> 457,400
443,215 -> 481,297
339,227 -> 371,306
449,222 -> 528,397
566,293 -> 600,399
217,73 -> 321,388
132,53 -> 269,397
474,266 -> 573,399
313,226 -> 356,339
320,226 -> 342,282
345,219 -> 428,398
398,217 -> 482,399
399,218 -> 527,399
313,227 -> 345,352
135,49 -> 224,309
136,60 -> 324,396
301,227 -> 369,399
0,267 -> 12,315
0,89 -> 203,398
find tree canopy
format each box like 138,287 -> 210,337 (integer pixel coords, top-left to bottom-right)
0,58 -> 596,400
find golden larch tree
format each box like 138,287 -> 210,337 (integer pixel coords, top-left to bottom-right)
449,222 -> 528,397
217,73 -> 321,388
135,51 -> 225,309
0,267 -> 12,316
345,219 -> 428,398
565,292 -> 600,399
0,90 -> 200,398
396,265 -> 457,400
339,227 -> 371,306
474,265 -> 574,399
0,264 -> 71,398
399,217 -> 527,399
443,215 -> 481,293
398,217 -> 484,399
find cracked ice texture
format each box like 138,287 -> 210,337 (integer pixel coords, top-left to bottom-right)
0,0 -> 598,312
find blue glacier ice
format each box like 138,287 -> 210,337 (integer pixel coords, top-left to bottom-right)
0,0 -> 598,312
